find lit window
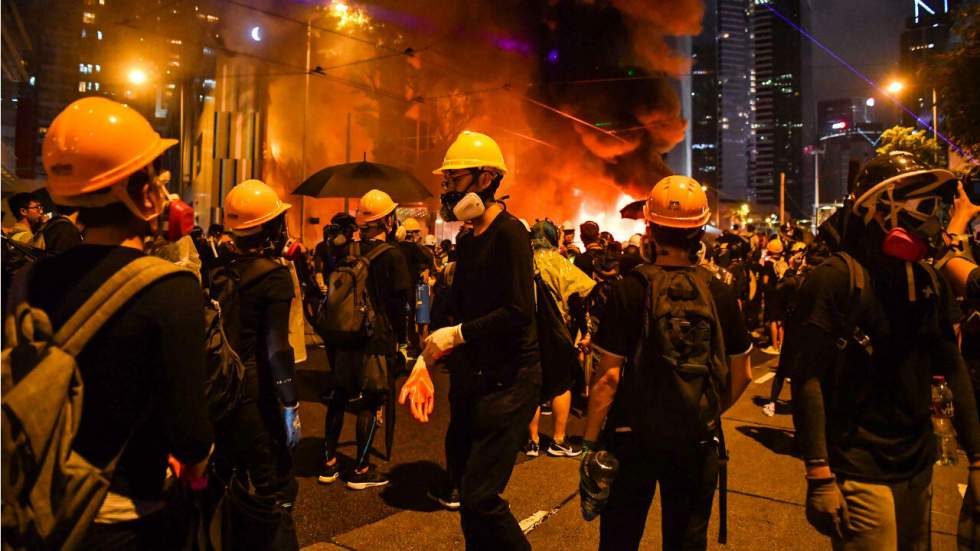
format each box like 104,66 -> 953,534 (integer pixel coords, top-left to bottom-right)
81,29 -> 87,38
97,30 -> 103,40
79,81 -> 87,92
83,12 -> 95,23
79,63 -> 87,73
94,82 -> 100,91
95,64 -> 101,72
99,0 -> 104,4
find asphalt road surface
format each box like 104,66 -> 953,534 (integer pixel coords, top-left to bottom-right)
290,346 -> 968,550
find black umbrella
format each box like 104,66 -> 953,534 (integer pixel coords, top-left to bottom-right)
620,199 -> 645,220
292,157 -> 432,203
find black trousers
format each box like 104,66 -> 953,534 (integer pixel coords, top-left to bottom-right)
445,366 -> 540,551
599,433 -> 719,551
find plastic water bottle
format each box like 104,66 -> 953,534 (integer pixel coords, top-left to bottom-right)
931,375 -> 958,465
580,451 -> 619,521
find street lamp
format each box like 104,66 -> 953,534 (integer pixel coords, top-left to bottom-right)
885,80 -> 904,95
127,67 -> 148,86
884,77 -> 938,143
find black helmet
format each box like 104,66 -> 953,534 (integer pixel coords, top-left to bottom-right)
851,151 -> 955,221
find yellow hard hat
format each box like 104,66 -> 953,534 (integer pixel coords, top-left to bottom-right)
767,239 -> 785,254
791,241 -> 806,253
433,131 -> 508,175
224,179 -> 291,233
643,175 -> 711,229
43,97 -> 177,202
356,189 -> 397,226
402,217 -> 421,232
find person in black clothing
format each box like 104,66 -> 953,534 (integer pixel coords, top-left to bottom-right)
793,152 -> 980,550
32,200 -> 83,253
574,220 -> 604,279
319,189 -> 412,490
219,179 -> 301,550
583,175 -> 752,551
29,97 -> 212,550
401,131 -> 540,549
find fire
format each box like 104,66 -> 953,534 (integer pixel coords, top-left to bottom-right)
575,192 -> 646,244
329,1 -> 370,30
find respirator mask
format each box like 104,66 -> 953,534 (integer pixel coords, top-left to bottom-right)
876,193 -> 945,262
149,171 -> 195,241
440,169 -> 501,222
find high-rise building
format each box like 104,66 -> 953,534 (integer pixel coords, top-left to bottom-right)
899,0 -> 959,133
815,98 -> 883,203
749,0 -> 806,217
690,0 -> 751,203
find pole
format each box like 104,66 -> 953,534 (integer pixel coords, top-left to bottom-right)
344,111 -> 351,215
932,87 -> 938,143
301,19 -> 311,244
779,172 -> 786,224
813,150 -> 820,230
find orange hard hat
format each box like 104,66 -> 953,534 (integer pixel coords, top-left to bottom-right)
402,217 -> 421,232
224,179 -> 291,233
43,97 -> 177,202
767,239 -> 784,254
356,189 -> 397,226
643,175 -> 711,229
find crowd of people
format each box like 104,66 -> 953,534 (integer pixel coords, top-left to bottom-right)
4,96 -> 980,551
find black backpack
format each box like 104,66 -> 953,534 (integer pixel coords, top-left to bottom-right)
2,237 -> 50,315
204,255 -> 283,420
315,242 -> 394,348
614,265 -> 729,448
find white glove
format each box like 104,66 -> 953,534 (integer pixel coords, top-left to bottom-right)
423,324 -> 465,362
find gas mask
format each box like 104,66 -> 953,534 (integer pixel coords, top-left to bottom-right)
439,170 -> 500,222
875,192 -> 945,262
142,171 -> 195,241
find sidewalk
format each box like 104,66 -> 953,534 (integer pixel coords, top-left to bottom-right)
302,355 -> 968,550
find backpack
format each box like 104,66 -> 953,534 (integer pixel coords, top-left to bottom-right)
1,236 -> 49,314
1,256 -> 183,550
615,265 -> 729,448
204,255 -> 283,420
315,243 -> 394,348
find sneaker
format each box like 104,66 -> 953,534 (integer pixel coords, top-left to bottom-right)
762,402 -> 776,417
761,346 -> 780,355
317,461 -> 341,484
346,467 -> 389,490
523,440 -> 540,457
427,487 -> 461,510
547,440 -> 583,458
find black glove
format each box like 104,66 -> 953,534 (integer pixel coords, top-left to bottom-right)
805,476 -> 849,538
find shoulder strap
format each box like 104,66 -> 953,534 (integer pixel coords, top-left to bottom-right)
53,256 -> 186,356
361,242 -> 394,263
833,252 -> 873,354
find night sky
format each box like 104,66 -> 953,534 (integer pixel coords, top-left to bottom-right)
807,0 -> 910,120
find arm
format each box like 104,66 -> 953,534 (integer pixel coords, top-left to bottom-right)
158,274 -> 214,467
722,351 -> 752,412
943,258 -> 978,298
264,297 -> 297,406
583,351 -> 623,443
792,327 -> 837,476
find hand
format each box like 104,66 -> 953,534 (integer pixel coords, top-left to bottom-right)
398,356 -> 435,423
950,182 -> 980,234
283,405 -> 301,450
422,324 -> 464,362
578,333 -> 592,354
805,476 -> 850,538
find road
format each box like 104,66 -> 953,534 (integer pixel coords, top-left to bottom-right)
290,346 -> 968,550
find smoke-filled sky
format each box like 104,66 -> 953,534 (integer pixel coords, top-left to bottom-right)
229,0 -> 704,239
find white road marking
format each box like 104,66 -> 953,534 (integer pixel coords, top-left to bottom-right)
520,510 -> 549,533
755,372 -> 775,384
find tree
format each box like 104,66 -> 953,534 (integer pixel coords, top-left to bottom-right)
876,126 -> 943,167
931,4 -> 980,161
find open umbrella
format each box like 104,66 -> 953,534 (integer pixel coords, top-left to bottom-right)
292,156 -> 432,203
620,199 -> 645,220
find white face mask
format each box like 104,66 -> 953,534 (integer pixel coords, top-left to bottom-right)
452,192 -> 486,222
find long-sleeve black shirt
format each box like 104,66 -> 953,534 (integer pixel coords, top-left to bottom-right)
449,211 -> 539,386
362,239 -> 412,353
28,245 -> 213,500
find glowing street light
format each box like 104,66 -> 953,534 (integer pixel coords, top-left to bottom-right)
250,26 -> 262,42
885,80 -> 904,95
127,67 -> 148,85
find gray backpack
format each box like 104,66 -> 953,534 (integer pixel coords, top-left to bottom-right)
2,256 -> 183,550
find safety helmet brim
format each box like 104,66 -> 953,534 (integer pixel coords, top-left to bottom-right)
852,168 -> 956,215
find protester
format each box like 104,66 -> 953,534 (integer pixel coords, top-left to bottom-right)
4,192 -> 44,242
215,179 -> 300,549
14,97 -> 213,550
574,220 -> 603,279
319,189 -> 411,490
400,131 -> 540,548
761,238 -> 788,354
31,202 -> 83,253
792,151 -> 980,550
581,174 -> 752,551
561,219 -> 580,258
525,219 -> 595,458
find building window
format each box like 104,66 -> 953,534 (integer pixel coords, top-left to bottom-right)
95,64 -> 101,72
97,30 -> 103,40
83,12 -> 95,23
79,81 -> 87,92
81,29 -> 87,38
